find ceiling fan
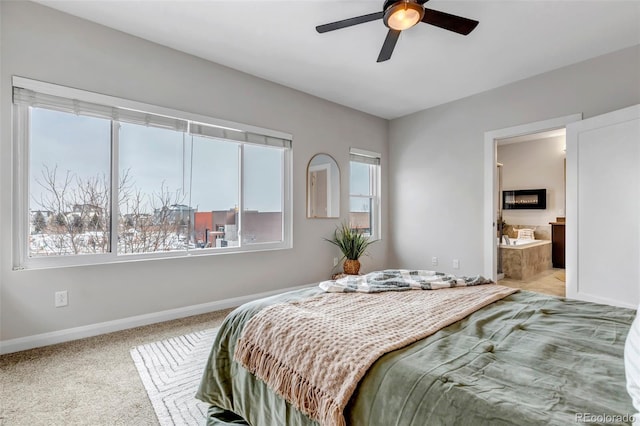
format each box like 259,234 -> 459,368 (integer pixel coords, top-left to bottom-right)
316,0 -> 479,63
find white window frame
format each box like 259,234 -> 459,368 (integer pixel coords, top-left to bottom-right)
12,76 -> 293,270
349,147 -> 381,240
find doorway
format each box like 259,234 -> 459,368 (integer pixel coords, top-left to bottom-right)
483,114 -> 582,295
495,130 -> 566,296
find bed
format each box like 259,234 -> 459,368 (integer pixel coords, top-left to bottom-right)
196,275 -> 636,426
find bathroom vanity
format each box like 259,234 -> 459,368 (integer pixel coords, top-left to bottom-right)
549,219 -> 565,269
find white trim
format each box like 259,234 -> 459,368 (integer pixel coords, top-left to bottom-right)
350,147 -> 381,159
374,161 -> 381,240
110,121 -> 120,256
12,102 -> 29,269
0,283 -> 313,355
238,144 -> 245,243
17,243 -> 292,271
284,148 -> 293,247
483,114 -> 582,280
12,76 -> 292,141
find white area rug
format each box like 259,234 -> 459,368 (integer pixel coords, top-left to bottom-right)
130,328 -> 218,426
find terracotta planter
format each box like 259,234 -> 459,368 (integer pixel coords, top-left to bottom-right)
343,259 -> 361,275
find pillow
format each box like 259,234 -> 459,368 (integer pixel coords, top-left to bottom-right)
625,307 -> 640,425
516,228 -> 535,240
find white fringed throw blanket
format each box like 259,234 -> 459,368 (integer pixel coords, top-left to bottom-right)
234,284 -> 518,426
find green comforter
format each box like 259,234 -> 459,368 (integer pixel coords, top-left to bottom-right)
196,288 -> 636,426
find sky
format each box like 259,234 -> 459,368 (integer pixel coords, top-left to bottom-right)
29,108 -> 283,214
29,107 -> 372,216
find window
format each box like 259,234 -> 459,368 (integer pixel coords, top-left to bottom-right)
28,109 -> 112,256
242,144 -> 284,244
118,122 -> 191,254
349,148 -> 381,239
13,77 -> 292,269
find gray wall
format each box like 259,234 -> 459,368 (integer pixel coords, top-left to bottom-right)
0,2 -> 389,341
389,45 -> 640,274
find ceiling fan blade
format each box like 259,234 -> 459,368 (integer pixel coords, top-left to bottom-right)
377,29 -> 401,63
421,8 -> 479,35
316,11 -> 383,33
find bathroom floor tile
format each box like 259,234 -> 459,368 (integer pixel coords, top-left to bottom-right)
499,268 -> 565,297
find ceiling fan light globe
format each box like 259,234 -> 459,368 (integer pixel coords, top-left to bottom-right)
384,1 -> 424,31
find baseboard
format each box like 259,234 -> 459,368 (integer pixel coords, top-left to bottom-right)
0,284 -> 313,355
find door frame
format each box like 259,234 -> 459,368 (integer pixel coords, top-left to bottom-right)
483,114 -> 582,281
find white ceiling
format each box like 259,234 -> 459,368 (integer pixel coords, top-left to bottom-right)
35,0 -> 640,119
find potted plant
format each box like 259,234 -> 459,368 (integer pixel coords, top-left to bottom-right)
325,222 -> 376,275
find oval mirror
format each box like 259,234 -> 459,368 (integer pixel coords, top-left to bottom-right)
307,154 -> 340,218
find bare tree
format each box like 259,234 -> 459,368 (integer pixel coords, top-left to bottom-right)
118,180 -> 188,254
32,165 -> 79,255
31,165 -> 110,255
74,173 -> 110,253
31,164 -> 190,256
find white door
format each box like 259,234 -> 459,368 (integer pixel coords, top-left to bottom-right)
566,104 -> 640,308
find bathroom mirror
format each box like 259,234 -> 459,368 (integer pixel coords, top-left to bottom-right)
307,154 -> 340,218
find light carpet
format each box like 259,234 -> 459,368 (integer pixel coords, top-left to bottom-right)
130,328 -> 217,426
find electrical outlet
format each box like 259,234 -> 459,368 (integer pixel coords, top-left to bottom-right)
55,290 -> 68,308
333,257 -> 339,267
453,259 -> 460,269
431,257 -> 438,266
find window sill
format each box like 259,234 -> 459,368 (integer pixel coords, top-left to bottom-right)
14,243 -> 292,271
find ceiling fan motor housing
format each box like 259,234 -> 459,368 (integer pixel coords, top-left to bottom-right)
382,0 -> 425,30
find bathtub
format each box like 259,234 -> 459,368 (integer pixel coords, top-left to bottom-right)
499,238 -> 545,248
499,239 -> 552,280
